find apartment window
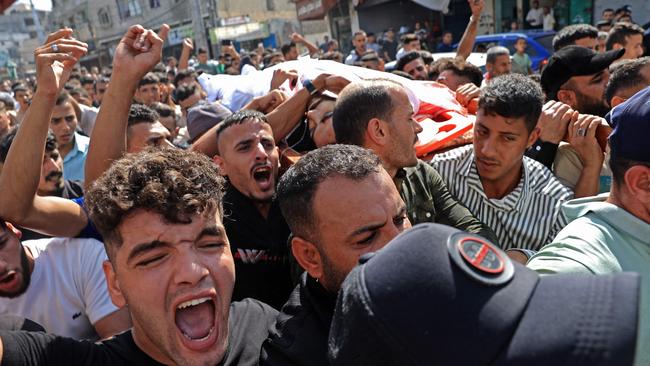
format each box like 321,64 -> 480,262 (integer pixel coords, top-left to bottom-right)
98,8 -> 111,26
266,0 -> 275,11
116,0 -> 143,20
24,18 -> 34,26
150,0 -> 160,8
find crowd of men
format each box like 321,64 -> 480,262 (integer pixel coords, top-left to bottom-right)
0,0 -> 648,364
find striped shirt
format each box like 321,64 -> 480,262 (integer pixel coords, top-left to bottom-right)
430,145 -> 573,251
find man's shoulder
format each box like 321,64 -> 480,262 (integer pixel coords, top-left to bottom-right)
74,132 -> 91,152
224,299 -> 278,366
25,237 -> 105,263
523,156 -> 572,199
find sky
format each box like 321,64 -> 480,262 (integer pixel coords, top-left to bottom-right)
16,0 -> 52,11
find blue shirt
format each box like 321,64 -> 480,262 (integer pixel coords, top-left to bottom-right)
62,132 -> 89,182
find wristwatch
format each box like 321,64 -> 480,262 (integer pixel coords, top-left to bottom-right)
302,79 -> 319,95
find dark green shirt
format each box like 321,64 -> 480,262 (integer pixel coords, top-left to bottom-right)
396,160 -> 499,244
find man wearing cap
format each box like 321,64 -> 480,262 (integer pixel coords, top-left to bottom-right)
212,110 -> 293,310
328,223 -> 640,365
527,86 -> 650,366
542,45 -> 623,118
430,74 -> 572,251
186,100 -> 231,142
333,79 -> 497,242
261,144 -> 411,366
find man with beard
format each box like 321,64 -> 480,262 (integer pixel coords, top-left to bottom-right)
541,46 -> 623,117
261,144 -> 411,366
0,131 -> 84,240
333,79 -> 497,242
0,219 -> 130,340
212,110 -> 293,310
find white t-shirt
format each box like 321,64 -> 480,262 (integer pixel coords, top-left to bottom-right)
0,238 -> 118,340
526,8 -> 544,27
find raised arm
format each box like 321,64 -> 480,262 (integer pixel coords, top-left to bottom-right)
455,0 -> 484,61
0,29 -> 89,237
178,38 -> 193,70
292,33 -> 320,56
84,24 -> 169,189
567,114 -> 604,198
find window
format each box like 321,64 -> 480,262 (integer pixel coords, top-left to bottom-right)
24,18 -> 34,26
116,0 -> 143,20
98,8 -> 111,26
266,0 -> 275,11
150,0 -> 160,8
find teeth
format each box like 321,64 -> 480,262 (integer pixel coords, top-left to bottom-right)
177,297 -> 210,310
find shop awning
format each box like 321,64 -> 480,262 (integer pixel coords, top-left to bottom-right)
295,0 -> 338,21
410,0 -> 450,12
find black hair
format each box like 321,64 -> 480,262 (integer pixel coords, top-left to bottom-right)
128,103 -> 159,127
402,33 -> 419,44
281,43 -> 296,57
172,83 -> 197,104
478,73 -> 544,133
486,46 -> 510,64
606,22 -> 644,50
333,79 -> 400,146
429,57 -> 483,87
138,72 -> 159,87
552,24 -> 598,51
80,76 -> 95,86
395,51 -> 424,71
277,144 -> 383,241
150,102 -> 176,119
215,109 -> 269,146
0,128 -> 58,163
197,48 -> 208,54
604,57 -> 650,105
173,69 -> 197,87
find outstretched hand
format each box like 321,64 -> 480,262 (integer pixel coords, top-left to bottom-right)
112,24 -> 170,82
33,28 -> 88,96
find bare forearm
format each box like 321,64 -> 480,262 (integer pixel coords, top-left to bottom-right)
299,39 -> 319,56
0,91 -> 56,220
456,17 -> 480,61
267,89 -> 311,141
179,47 -> 190,70
84,78 -> 135,189
572,164 -> 601,198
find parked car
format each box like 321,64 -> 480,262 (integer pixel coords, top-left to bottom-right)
455,31 -> 555,71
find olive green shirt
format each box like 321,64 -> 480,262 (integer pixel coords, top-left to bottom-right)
396,160 -> 498,244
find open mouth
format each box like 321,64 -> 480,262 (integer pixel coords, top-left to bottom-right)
0,272 -> 16,284
251,166 -> 273,190
0,271 -> 19,292
175,296 -> 216,346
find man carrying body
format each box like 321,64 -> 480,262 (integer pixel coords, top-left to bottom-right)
261,144 -> 411,366
430,74 -> 572,251
527,86 -> 650,366
333,79 -> 496,242
212,110 -> 293,310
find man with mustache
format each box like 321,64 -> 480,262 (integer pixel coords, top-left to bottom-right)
212,110 -> 293,310
0,131 -> 83,240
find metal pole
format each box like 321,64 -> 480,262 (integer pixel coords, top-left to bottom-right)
191,0 -> 209,51
209,0 -> 220,58
28,0 -> 45,43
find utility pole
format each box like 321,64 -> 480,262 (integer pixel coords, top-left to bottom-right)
28,0 -> 45,43
191,0 -> 209,52
208,0 -> 220,58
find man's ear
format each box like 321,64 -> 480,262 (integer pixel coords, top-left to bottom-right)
212,154 -> 227,177
610,96 -> 626,108
103,260 -> 127,308
527,126 -> 541,148
365,117 -> 389,148
556,89 -> 576,108
291,236 -> 324,281
611,43 -> 625,51
624,166 -> 650,203
5,222 -> 21,240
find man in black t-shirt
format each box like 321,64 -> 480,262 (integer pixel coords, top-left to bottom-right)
213,110 -> 293,310
0,26 -> 277,366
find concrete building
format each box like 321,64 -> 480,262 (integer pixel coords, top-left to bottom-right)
0,2 -> 48,75
48,0 -> 302,68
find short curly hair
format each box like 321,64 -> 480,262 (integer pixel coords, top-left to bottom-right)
85,148 -> 225,259
479,73 -> 543,133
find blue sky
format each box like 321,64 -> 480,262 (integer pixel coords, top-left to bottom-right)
17,0 -> 52,11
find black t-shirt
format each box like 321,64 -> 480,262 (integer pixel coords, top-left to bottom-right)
223,184 -> 294,310
19,180 -> 85,241
1,299 -> 278,366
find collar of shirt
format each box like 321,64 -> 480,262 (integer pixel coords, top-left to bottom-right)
63,132 -> 89,163
457,149 -> 530,212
